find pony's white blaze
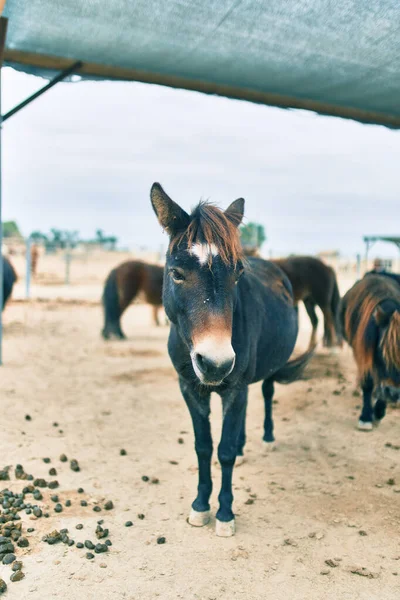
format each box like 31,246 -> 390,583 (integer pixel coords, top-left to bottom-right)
189,243 -> 219,265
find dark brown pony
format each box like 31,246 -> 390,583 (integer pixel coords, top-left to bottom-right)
101,260 -> 164,339
271,256 -> 341,348
340,274 -> 400,429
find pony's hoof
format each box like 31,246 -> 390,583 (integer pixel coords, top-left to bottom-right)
188,509 -> 210,527
216,519 -> 235,537
235,455 -> 245,467
358,420 -> 373,431
262,441 -> 276,453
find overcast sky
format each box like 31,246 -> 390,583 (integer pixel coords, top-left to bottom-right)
3,67 -> 400,258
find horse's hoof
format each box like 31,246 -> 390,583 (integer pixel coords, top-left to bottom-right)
235,455 -> 245,467
262,441 -> 276,453
188,509 -> 210,527
216,519 -> 235,537
358,420 -> 373,431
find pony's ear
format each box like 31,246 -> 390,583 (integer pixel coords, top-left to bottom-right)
225,198 -> 245,227
150,183 -> 190,236
374,305 -> 391,328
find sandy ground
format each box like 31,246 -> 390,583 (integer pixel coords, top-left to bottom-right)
0,288 -> 399,599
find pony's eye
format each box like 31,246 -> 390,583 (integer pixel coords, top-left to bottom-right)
171,268 -> 185,282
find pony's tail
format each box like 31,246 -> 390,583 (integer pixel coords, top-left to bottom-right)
273,346 -> 315,384
330,276 -> 342,344
101,269 -> 122,339
380,309 -> 400,371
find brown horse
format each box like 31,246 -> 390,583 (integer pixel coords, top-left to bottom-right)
102,260 -> 164,339
340,274 -> 400,429
271,256 -> 341,348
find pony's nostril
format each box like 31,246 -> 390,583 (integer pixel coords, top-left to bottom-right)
195,353 -> 205,369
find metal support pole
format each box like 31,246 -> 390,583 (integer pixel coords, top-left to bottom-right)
65,245 -> 71,285
2,60 -> 82,122
25,236 -> 31,299
0,17 -> 8,365
356,253 -> 361,280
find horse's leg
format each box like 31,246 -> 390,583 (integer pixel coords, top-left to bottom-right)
216,387 -> 247,537
262,378 -> 275,451
179,379 -> 213,527
358,375 -> 374,430
304,298 -> 318,349
321,304 -> 335,348
236,389 -> 248,466
152,305 -> 160,326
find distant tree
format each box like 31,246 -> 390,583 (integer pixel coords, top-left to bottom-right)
3,221 -> 22,238
30,231 -> 49,242
240,222 -> 266,249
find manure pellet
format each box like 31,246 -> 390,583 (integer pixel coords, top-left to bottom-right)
60,529 -> 68,534
105,540 -> 112,546
33,508 -> 42,518
157,537 -> 166,545
10,571 -> 25,583
25,415 -> 31,421
43,458 -> 51,464
53,422 -> 59,427
11,561 -> 22,572
65,500 -> 72,507
76,542 -> 84,549
76,524 -> 83,530
10,570 -> 25,583
138,514 -> 145,520
68,539 -> 74,547
84,540 -> 95,550
95,543 -> 108,554
0,577 -> 7,593
70,460 -> 80,472
80,500 -> 88,507
120,449 -> 127,456
54,504 -> 63,513
93,506 -> 101,513
104,501 -> 114,510
2,553 -> 16,565
27,528 -> 34,533
17,537 -> 29,548
77,488 -> 84,494
51,495 -> 59,503
141,476 -> 149,482
86,553 -> 95,560
48,481 -> 59,489
60,454 -> 68,462
49,468 -> 57,476
125,521 -> 133,527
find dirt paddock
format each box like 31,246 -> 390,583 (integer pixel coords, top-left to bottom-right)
0,291 -> 399,599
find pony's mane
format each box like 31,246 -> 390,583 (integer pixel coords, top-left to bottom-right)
381,310 -> 400,370
170,201 -> 244,266
345,275 -> 400,381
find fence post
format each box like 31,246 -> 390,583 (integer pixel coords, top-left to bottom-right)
25,236 -> 31,299
65,244 -> 71,285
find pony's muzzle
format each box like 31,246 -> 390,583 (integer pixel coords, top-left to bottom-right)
191,338 -> 235,385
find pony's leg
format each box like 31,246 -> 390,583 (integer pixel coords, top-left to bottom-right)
358,375 -> 374,430
152,305 -> 160,326
216,387 -> 247,536
179,379 -> 213,527
262,378 -> 275,450
304,298 -> 318,349
321,305 -> 335,348
236,389 -> 248,466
